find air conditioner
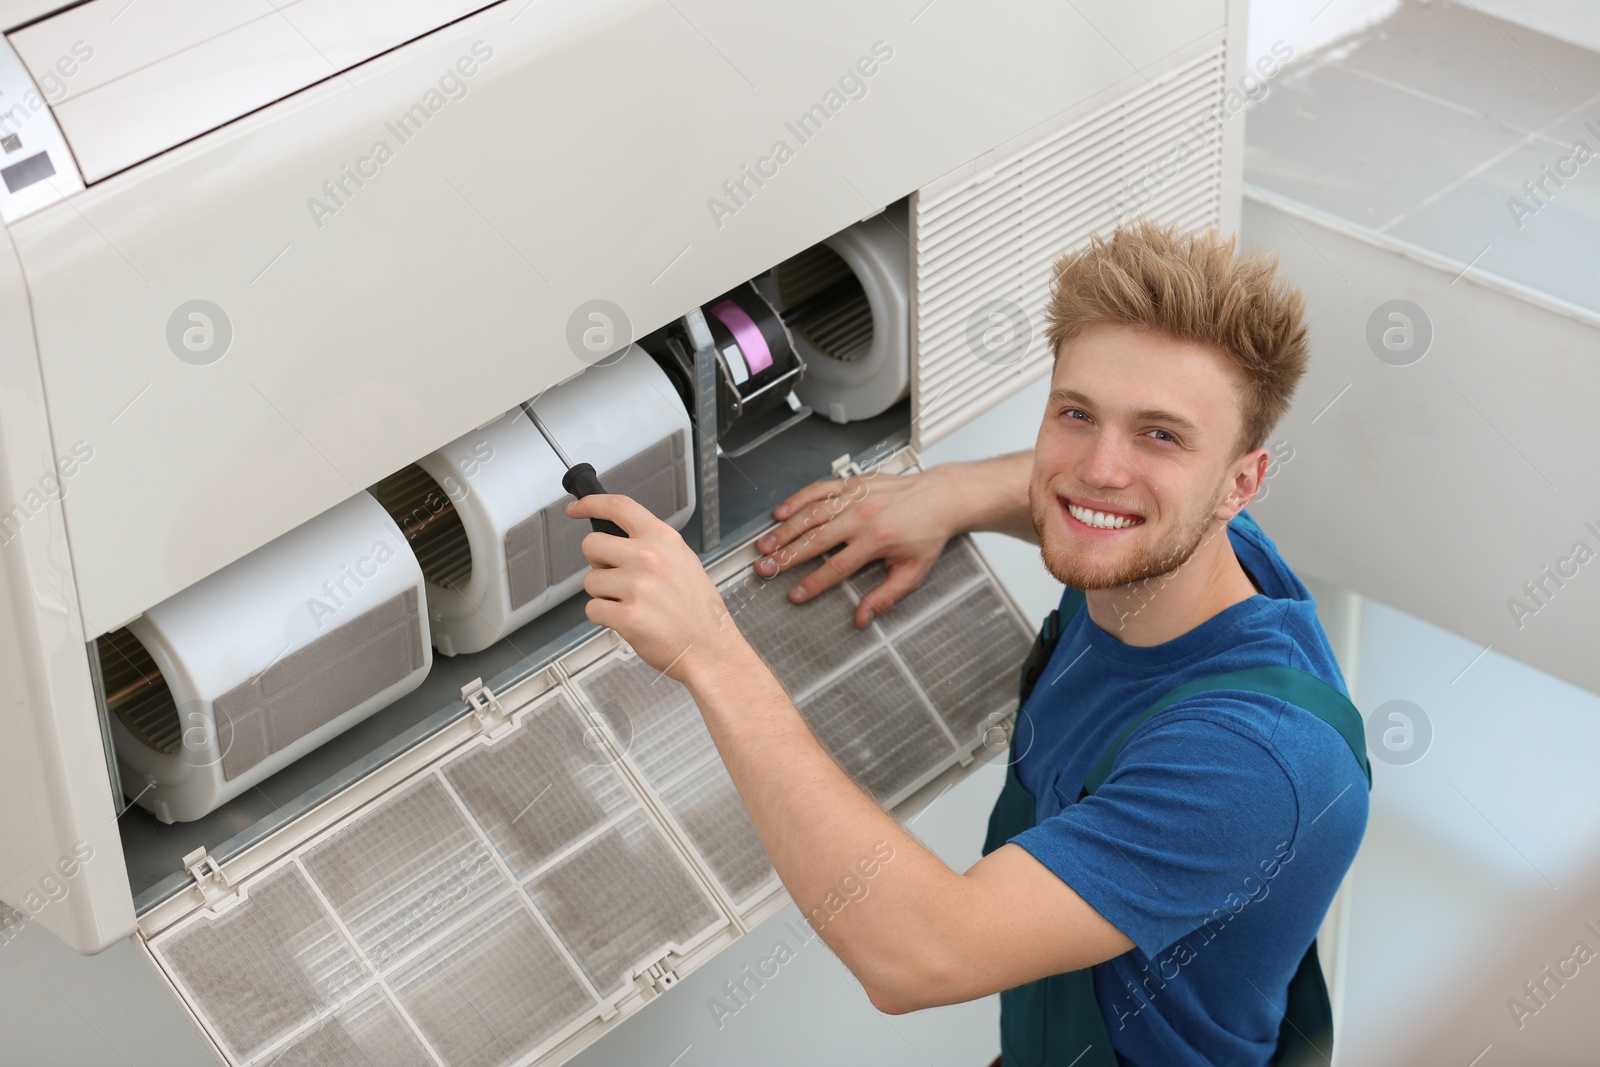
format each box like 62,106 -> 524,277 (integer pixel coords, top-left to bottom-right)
0,0 -> 1250,1063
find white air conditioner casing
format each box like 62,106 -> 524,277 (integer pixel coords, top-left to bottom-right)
0,0 -> 1260,1026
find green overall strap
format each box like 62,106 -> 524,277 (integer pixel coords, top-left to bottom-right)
985,588 -> 1118,1067
988,596 -> 1371,1066
1077,664 -> 1371,1067
1081,665 -> 1372,796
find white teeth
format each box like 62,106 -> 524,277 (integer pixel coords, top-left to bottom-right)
1067,502 -> 1142,530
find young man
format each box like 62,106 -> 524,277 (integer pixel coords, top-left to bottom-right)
567,222 -> 1370,1066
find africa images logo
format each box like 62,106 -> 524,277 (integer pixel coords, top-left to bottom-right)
305,41 -> 495,229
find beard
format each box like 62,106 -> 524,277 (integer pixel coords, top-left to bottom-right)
1029,479 -> 1225,591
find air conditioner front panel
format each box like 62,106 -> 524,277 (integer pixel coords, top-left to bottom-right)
5,0 -> 1228,642
7,0 -> 518,182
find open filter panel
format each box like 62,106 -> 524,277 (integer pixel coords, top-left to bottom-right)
145,689 -> 731,1067
566,531 -> 1033,921
135,462 -> 1035,1067
571,651 -> 780,913
734,540 -> 1031,792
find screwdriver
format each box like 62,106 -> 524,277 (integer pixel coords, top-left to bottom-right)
520,400 -> 629,539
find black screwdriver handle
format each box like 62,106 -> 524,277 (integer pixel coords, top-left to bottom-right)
562,463 -> 629,538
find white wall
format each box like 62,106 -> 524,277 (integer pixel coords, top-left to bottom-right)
1472,0 -> 1600,54
1336,597 -> 1600,1065
1246,0 -> 1400,67
1246,0 -> 1600,70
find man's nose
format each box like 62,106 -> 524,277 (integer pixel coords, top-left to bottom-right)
1076,427 -> 1134,485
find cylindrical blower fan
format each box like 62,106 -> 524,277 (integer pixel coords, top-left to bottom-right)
762,200 -> 910,424
372,348 -> 696,657
98,493 -> 431,823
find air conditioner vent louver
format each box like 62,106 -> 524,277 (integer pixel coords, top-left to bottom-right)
911,45 -> 1229,449
7,0 -> 507,184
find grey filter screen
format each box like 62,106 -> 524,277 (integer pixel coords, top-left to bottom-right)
797,649 -> 958,802
390,897 -> 594,1067
722,556 -> 881,693
299,777 -> 508,969
890,581 -> 1030,746
660,760 -> 778,907
573,653 -> 718,789
263,989 -> 433,1067
442,694 -> 634,878
714,545 -> 1029,806
847,537 -> 987,626
572,652 -> 776,906
151,534 -> 1028,1064
526,810 -> 720,996
152,688 -> 728,1066
157,866 -> 369,1063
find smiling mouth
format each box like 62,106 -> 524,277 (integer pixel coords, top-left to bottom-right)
1061,497 -> 1145,531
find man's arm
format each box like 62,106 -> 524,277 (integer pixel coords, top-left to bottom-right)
939,449 -> 1038,544
569,493 -> 1133,1014
753,450 -> 1038,627
679,636 -> 1134,1013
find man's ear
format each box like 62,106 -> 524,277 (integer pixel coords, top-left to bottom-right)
1219,447 -> 1270,519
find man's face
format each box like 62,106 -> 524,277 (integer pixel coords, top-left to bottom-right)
1029,323 -> 1262,591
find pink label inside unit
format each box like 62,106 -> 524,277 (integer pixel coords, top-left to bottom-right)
708,299 -> 773,375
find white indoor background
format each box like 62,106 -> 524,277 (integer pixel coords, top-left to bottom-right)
4,2 -> 1600,1065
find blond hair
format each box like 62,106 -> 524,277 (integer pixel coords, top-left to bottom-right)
1042,220 -> 1309,456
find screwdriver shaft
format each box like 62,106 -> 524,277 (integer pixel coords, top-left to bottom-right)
520,401 -> 572,468
519,399 -> 628,539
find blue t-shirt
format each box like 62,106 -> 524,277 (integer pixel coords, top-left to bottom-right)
1006,511 -> 1369,1067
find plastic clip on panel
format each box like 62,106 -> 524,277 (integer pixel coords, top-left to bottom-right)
181,848 -> 238,910
461,677 -> 512,738
636,953 -> 681,997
